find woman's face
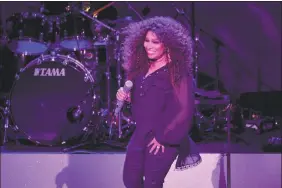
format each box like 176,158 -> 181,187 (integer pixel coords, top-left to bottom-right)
143,31 -> 165,60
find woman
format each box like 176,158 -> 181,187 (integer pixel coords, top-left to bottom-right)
116,16 -> 202,188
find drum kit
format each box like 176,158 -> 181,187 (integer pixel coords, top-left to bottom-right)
0,2 -> 137,149
0,2 -> 247,151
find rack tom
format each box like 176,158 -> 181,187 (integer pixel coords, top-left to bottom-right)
5,12 -> 52,55
59,13 -> 94,51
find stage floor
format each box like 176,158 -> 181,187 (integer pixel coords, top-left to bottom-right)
1,128 -> 281,188
1,151 -> 281,188
1,127 -> 280,153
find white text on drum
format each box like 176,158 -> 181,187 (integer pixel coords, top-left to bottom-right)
34,68 -> 66,77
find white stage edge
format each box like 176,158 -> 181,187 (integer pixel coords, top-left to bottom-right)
1,153 -> 281,188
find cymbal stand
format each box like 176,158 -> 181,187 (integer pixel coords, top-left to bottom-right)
190,2 -> 199,88
79,9 -> 117,33
1,99 -> 10,145
214,41 -> 221,90
114,32 -> 123,139
199,28 -> 225,91
173,3 -> 203,134
171,3 -> 201,88
225,101 -> 232,188
125,2 -> 144,20
104,38 -> 113,136
75,6 -> 118,137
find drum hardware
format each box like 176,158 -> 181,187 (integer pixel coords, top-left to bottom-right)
194,93 -> 249,145
172,3 -> 233,144
0,98 -> 25,146
245,116 -> 278,135
103,112 -> 136,143
53,4 -> 134,150
263,136 -> 282,153
40,2 -> 69,16
172,4 -> 211,144
62,92 -> 106,152
125,2 -> 144,20
92,2 -> 116,18
5,53 -> 97,146
71,4 -> 126,140
1,4 -> 133,149
5,12 -> 57,56
58,13 -> 94,51
199,28 -> 226,91
1,99 -> 10,145
173,1 -> 201,89
258,117 -> 278,134
78,7 -> 118,33
62,110 -> 136,152
173,3 -> 225,92
114,32 -> 123,139
40,2 -> 105,52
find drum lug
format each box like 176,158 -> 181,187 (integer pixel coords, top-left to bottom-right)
41,19 -> 46,26
12,125 -> 19,132
18,30 -> 23,39
64,30 -> 68,38
37,56 -> 43,65
32,12 -> 37,18
62,59 -> 68,66
15,73 -> 20,80
48,24 -> 53,33
39,33 -> 44,42
80,30 -> 85,37
5,99 -> 10,107
42,17 -> 47,24
84,74 -> 90,82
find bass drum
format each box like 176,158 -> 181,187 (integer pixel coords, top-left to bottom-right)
9,54 -> 95,146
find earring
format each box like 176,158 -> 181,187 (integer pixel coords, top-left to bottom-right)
167,48 -> 172,63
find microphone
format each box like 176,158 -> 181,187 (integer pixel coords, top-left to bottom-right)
114,80 -> 133,116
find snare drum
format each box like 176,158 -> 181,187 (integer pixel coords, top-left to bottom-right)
9,54 -> 95,146
59,13 -> 94,51
6,12 -> 52,55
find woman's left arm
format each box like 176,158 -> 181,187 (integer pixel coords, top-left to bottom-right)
155,74 -> 195,146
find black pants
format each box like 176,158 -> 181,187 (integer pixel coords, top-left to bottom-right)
123,130 -> 178,188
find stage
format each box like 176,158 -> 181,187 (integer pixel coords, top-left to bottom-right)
1,131 -> 281,188
0,1 -> 281,188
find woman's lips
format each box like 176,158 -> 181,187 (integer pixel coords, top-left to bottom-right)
146,51 -> 155,55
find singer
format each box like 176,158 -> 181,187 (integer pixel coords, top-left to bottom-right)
116,16 -> 202,188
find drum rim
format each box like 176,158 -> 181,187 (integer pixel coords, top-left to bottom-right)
6,12 -> 51,55
7,12 -> 46,20
59,37 -> 94,50
19,54 -> 95,82
8,54 -> 95,145
7,39 -> 49,55
60,36 -> 94,41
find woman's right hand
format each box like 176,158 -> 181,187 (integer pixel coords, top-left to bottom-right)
116,87 -> 131,102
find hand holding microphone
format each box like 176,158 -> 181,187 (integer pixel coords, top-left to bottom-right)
116,88 -> 131,102
115,80 -> 133,116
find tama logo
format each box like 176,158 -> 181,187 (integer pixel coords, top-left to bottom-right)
34,68 -> 66,76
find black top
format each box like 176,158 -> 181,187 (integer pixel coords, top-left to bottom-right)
130,65 -> 202,170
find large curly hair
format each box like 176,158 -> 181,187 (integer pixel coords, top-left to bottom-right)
120,16 -> 193,87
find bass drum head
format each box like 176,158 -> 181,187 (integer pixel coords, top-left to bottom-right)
10,54 -> 95,146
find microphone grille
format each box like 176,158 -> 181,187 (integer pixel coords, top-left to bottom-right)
125,80 -> 133,88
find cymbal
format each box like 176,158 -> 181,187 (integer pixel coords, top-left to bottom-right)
196,98 -> 230,105
195,88 -> 222,98
108,16 -> 135,29
112,16 -> 135,24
